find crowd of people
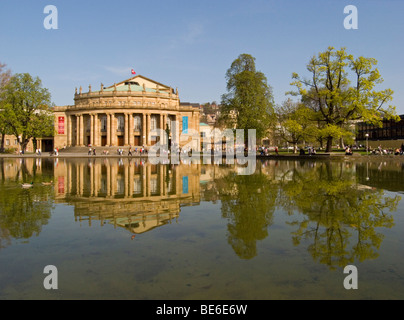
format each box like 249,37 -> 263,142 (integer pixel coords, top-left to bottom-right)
40,142 -> 404,157
371,144 -> 404,155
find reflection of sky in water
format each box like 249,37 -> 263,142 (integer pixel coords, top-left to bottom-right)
0,158 -> 403,300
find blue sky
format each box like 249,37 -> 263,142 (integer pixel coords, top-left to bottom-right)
1,0 -> 404,114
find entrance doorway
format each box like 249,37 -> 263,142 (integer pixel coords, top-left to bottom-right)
134,136 -> 141,146
101,136 -> 107,146
42,139 -> 54,152
118,136 -> 124,146
151,136 -> 158,146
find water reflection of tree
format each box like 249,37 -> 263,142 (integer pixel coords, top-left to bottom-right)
216,167 -> 277,260
278,161 -> 400,270
0,159 -> 54,249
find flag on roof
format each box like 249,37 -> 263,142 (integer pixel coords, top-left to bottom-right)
131,69 -> 136,75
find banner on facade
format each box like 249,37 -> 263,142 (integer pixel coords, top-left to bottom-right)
58,117 -> 65,134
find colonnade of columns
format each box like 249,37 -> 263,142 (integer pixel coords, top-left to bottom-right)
66,112 -> 175,147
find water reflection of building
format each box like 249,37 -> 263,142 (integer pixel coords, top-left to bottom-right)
53,159 -> 201,234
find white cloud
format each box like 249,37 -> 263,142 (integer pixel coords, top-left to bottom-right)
103,66 -> 132,77
169,23 -> 204,49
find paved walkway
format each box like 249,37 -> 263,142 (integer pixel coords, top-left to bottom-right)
0,147 -> 402,160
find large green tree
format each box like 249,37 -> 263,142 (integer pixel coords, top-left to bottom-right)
220,54 -> 274,143
0,73 -> 54,152
274,98 -> 317,153
289,47 -> 399,152
0,62 -> 12,152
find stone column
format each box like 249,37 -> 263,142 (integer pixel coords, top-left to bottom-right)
107,114 -> 111,146
75,115 -> 80,146
94,114 -> 99,147
146,114 -> 151,146
111,114 -> 116,146
80,114 -> 85,146
142,113 -> 146,146
66,115 -> 71,147
159,114 -> 164,145
77,115 -> 81,146
159,114 -> 164,131
124,113 -> 129,146
90,114 -> 94,146
162,114 -> 167,145
129,113 -> 134,146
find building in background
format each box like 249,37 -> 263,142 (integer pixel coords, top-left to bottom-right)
356,115 -> 404,149
53,75 -> 200,150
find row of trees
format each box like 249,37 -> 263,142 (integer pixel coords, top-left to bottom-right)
1,47 -> 400,153
219,47 -> 399,152
0,63 -> 54,153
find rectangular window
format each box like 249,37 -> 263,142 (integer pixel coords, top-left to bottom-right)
101,116 -> 107,132
5,139 -> 10,146
117,116 -> 125,132
182,116 -> 188,134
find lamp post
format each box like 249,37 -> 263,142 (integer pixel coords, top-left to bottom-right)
365,133 -> 369,156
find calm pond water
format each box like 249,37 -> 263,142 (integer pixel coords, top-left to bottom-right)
0,157 -> 403,300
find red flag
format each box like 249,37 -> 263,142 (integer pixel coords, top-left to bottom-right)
131,69 -> 136,75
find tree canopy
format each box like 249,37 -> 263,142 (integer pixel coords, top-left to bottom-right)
220,54 -> 275,142
288,47 -> 399,152
0,73 -> 54,152
0,62 -> 12,152
274,98 -> 318,152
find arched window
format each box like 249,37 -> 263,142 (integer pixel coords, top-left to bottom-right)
134,116 -> 142,131
117,115 -> 125,132
151,115 -> 158,130
166,116 -> 173,131
86,117 -> 91,132
101,116 -> 107,132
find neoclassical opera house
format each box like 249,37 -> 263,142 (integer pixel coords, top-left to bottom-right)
53,75 -> 200,150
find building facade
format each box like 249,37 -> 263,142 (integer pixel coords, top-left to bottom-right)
356,115 -> 404,149
54,75 -> 200,150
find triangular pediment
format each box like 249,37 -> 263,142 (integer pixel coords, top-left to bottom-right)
108,75 -> 172,91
